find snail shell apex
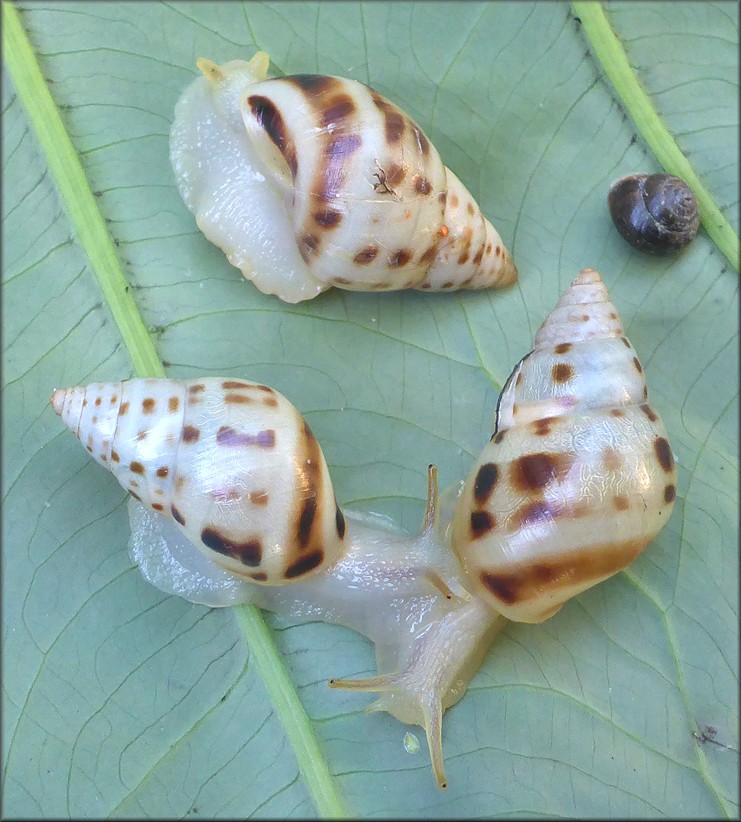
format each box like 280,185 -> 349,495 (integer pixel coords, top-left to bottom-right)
451,268 -> 677,622
170,52 -> 517,302
608,173 -> 700,254
51,378 -> 345,584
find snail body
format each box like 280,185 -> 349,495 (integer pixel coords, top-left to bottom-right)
51,269 -> 675,789
170,52 -> 517,302
608,172 -> 700,254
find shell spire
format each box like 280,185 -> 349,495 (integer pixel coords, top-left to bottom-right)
533,268 -> 623,347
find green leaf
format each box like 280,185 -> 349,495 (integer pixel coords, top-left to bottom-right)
3,1 -> 737,817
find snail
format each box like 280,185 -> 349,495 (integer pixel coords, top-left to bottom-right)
608,173 -> 700,254
51,269 -> 676,789
169,51 -> 517,302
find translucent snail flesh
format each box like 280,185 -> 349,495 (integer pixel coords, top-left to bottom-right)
170,51 -> 517,302
51,269 -> 676,789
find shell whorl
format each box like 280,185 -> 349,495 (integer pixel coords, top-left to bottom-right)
608,173 -> 700,255
451,269 -> 677,623
169,54 -> 517,301
51,378 -> 346,584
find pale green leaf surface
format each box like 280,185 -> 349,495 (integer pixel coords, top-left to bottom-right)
2,1 -> 738,818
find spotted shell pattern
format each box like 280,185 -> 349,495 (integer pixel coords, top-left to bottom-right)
169,52 -> 517,302
51,378 -> 345,584
451,269 -> 677,623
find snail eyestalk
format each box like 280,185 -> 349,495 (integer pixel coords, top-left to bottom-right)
195,57 -> 225,82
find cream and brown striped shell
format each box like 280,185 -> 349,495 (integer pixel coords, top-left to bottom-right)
450,268 -> 677,623
51,377 -> 345,584
170,51 -> 517,302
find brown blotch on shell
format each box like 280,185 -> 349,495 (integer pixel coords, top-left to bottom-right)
156,466 -> 169,478
130,461 -> 145,475
388,249 -> 413,268
473,463 -> 499,504
224,393 -> 253,404
336,505 -> 346,539
292,420 -> 324,554
640,404 -> 658,422
152,503 -> 164,512
386,163 -> 406,186
142,398 -> 156,414
129,490 -> 142,502
372,93 -> 406,143
419,243 -> 439,266
316,133 -> 362,204
188,384 -> 206,394
552,363 -> 574,383
217,425 -> 276,449
470,510 -> 496,539
654,437 -> 674,472
94,397 -> 102,406
249,490 -> 269,506
221,380 -> 251,390
633,357 -> 644,374
614,495 -> 630,511
514,500 -> 556,529
492,430 -> 506,444
333,276 -> 353,285
440,280 -> 455,289
119,402 -> 130,416
111,450 -> 120,463
313,208 -> 343,229
171,505 -> 186,525
554,343 -> 572,354
466,202 -> 475,216
248,94 -> 298,178
353,246 -> 379,265
479,539 -> 645,607
321,94 -> 356,128
263,397 -> 279,407
532,417 -> 557,437
610,409 -> 626,418
621,337 -> 631,348
182,426 -> 200,443
287,74 -> 339,95
602,447 -> 622,472
285,549 -> 325,579
664,484 -> 676,503
110,394 -> 118,404
168,397 -> 179,413
298,498 -> 318,549
300,233 -> 320,259
136,430 -> 148,441
413,175 -> 432,195
511,452 -> 574,491
201,527 -> 262,567
249,571 -> 269,582
472,246 -> 485,266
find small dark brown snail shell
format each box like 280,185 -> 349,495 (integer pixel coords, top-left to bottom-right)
608,173 -> 700,254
